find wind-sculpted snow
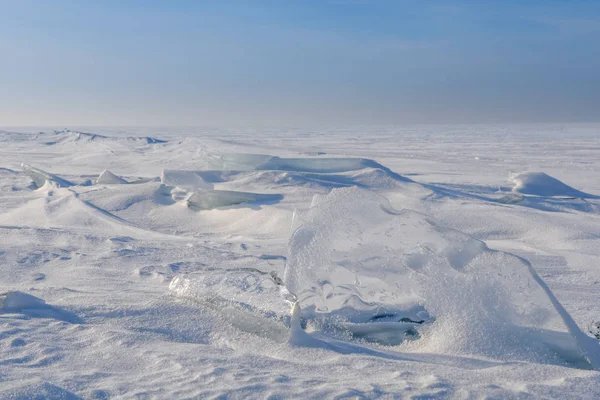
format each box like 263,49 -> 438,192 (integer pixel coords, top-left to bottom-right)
511,172 -> 597,198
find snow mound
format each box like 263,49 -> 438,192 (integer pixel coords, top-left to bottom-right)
21,163 -> 74,189
284,187 -> 586,363
187,190 -> 283,210
510,172 -> 593,198
96,169 -> 128,185
161,169 -> 213,191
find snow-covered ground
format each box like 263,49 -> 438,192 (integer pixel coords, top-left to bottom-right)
1,124 -> 599,399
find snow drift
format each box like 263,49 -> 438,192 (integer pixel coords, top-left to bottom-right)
510,172 -> 595,198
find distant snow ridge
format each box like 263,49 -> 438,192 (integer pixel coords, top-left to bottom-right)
96,169 -> 128,185
39,129 -> 167,145
510,172 -> 595,198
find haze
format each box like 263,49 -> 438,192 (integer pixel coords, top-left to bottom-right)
1,0 -> 599,126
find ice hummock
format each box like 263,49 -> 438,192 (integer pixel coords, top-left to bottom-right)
21,163 -> 74,188
96,169 -> 128,185
284,187 -> 597,362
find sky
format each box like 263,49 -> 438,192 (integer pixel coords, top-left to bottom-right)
1,0 -> 599,126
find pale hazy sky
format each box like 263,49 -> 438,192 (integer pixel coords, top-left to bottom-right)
1,0 -> 599,126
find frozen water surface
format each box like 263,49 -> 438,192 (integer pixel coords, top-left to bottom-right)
1,125 -> 600,398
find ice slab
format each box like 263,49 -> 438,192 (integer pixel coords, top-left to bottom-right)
161,169 -> 212,191
187,190 -> 282,210
205,153 -> 410,179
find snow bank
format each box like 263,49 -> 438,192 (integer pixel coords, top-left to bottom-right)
21,163 -> 74,188
187,190 -> 282,210
510,172 -> 593,198
96,169 -> 128,184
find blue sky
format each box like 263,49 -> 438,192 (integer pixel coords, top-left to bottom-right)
1,0 -> 599,126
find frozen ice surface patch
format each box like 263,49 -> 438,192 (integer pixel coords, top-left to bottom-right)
169,270 -> 292,342
510,172 -> 595,198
